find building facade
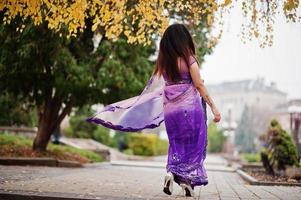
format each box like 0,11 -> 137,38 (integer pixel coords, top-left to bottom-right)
206,77 -> 287,153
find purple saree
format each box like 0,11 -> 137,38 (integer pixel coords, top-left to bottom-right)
86,55 -> 208,187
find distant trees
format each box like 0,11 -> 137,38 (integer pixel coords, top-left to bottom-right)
235,105 -> 273,153
235,106 -> 257,153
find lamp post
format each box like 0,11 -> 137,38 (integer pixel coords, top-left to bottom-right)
288,105 -> 301,160
222,105 -> 237,155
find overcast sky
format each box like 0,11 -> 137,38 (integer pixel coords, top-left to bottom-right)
201,4 -> 301,99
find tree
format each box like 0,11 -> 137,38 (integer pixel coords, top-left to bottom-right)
0,1 -> 217,152
0,0 -> 221,45
235,104 -> 274,153
1,0 -> 299,47
0,18 -> 155,151
235,106 -> 257,153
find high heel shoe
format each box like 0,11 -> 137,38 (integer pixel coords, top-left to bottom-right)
163,172 -> 174,195
180,183 -> 194,197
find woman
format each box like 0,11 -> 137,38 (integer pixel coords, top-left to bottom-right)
154,24 -> 221,197
86,23 -> 220,197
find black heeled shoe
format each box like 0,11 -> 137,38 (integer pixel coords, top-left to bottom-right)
163,172 -> 174,195
180,183 -> 194,197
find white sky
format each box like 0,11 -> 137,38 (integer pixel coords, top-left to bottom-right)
201,3 -> 301,99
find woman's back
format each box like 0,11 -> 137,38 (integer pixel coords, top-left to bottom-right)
162,55 -> 197,84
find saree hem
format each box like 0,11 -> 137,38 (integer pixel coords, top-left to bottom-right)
86,117 -> 164,132
167,169 -> 209,188
166,165 -> 208,187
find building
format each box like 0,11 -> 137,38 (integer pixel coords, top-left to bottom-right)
206,77 -> 287,153
207,77 -> 287,125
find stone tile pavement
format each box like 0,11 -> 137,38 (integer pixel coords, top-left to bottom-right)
0,154 -> 300,200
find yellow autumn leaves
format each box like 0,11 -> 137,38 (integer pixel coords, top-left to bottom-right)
0,0 -> 229,45
240,0 -> 300,47
0,0 -> 300,47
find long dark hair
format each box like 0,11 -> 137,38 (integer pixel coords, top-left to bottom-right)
154,23 -> 196,82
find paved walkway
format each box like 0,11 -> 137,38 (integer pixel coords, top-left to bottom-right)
0,154 -> 300,200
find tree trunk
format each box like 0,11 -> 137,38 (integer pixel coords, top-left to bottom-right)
33,104 -> 59,151
261,151 -> 274,175
33,112 -> 57,151
33,98 -> 72,152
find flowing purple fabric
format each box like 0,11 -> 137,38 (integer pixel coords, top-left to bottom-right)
86,55 -> 208,187
86,74 -> 165,132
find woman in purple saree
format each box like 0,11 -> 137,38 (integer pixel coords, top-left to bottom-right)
86,24 -> 221,197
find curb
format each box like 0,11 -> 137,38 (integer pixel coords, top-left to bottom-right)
236,169 -> 259,185
0,190 -> 96,200
110,161 -> 236,172
57,160 -> 83,168
0,157 -> 82,168
236,169 -> 301,187
0,189 -> 144,200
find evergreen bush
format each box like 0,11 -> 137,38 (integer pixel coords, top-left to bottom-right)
260,119 -> 299,175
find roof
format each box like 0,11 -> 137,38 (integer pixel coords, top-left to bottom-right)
275,99 -> 301,114
206,77 -> 287,96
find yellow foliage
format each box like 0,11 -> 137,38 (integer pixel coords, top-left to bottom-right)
0,0 -> 227,45
239,0 -> 300,47
0,0 -> 299,47
223,0 -> 232,6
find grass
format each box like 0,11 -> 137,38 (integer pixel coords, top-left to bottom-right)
0,133 -> 103,163
240,152 -> 261,163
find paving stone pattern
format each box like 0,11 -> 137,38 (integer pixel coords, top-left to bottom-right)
0,160 -> 301,200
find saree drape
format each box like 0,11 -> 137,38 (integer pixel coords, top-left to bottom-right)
86,72 -> 208,187
86,74 -> 165,132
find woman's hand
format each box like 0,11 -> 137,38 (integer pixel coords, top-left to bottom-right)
211,106 -> 221,123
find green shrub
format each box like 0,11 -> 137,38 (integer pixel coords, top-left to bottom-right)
260,119 -> 299,174
241,152 -> 261,163
208,122 -> 225,153
63,106 -> 96,139
110,132 -> 128,149
64,107 -> 113,147
92,126 -> 112,146
122,148 -> 134,155
156,138 -> 169,155
63,126 -> 74,138
127,133 -> 157,156
126,133 -> 168,156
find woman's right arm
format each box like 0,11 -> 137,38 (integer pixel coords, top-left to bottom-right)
189,62 -> 221,123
